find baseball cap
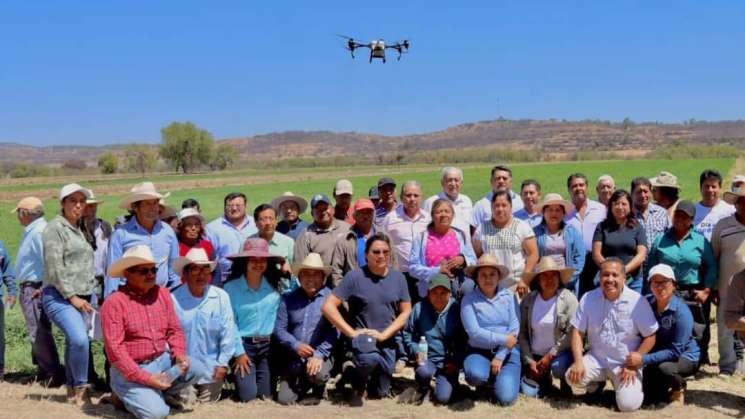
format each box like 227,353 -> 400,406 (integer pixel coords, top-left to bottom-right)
368,186 -> 380,200
334,179 -> 354,196
310,193 -> 332,208
353,198 -> 375,212
674,200 -> 696,218
59,183 -> 91,201
428,274 -> 452,291
733,175 -> 745,186
648,264 -> 676,282
377,177 -> 396,188
11,197 -> 44,214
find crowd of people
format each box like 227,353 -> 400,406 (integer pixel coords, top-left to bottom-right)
1,165 -> 744,418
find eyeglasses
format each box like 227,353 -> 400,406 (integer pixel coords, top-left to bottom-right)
128,267 -> 158,275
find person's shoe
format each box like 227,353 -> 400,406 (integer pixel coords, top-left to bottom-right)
394,360 -> 406,375
71,385 -> 92,407
164,393 -> 187,410
348,390 -> 364,407
669,389 -> 685,406
298,397 -> 322,406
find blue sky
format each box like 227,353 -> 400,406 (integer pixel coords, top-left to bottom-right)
1,1 -> 744,146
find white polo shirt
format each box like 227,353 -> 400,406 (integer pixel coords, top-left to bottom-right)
423,191 -> 474,241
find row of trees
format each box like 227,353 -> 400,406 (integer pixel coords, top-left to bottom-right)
97,122 -> 237,174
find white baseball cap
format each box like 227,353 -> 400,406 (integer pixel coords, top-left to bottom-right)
648,264 -> 676,282
59,183 -> 91,201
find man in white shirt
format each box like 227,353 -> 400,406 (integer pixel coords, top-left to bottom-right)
471,164 -> 524,228
566,258 -> 658,412
694,169 -> 734,241
565,173 -> 606,297
423,167 -> 473,241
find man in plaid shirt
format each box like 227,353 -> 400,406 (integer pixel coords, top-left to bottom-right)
631,177 -> 670,293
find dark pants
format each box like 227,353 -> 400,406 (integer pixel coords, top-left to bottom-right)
403,272 -> 421,306
414,360 -> 459,404
643,358 -> 697,403
577,252 -> 598,299
18,283 -> 64,379
234,339 -> 271,401
277,355 -> 333,405
677,286 -> 711,365
344,346 -> 396,397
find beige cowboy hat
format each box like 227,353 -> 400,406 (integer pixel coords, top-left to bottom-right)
108,245 -> 156,277
650,171 -> 680,190
724,186 -> 745,205
174,247 -> 216,277
524,256 -> 575,285
118,182 -> 165,210
292,252 -> 331,276
86,189 -> 104,205
465,253 -> 510,279
535,193 -> 574,214
270,191 -> 308,214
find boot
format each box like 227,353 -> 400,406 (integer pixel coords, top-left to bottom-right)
71,385 -> 92,407
669,388 -> 685,406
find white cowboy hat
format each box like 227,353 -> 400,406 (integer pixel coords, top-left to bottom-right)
174,247 -> 216,277
723,186 -> 745,205
118,182 -> 165,210
535,193 -> 575,214
270,191 -> 308,214
464,253 -> 510,279
108,245 -> 156,278
292,253 -> 331,276
177,207 -> 205,223
523,256 -> 576,285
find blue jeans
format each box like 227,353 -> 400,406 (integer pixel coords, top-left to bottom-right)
464,347 -> 521,406
345,345 -> 396,397
525,350 -> 573,393
110,351 -> 206,419
41,287 -> 89,387
415,360 -> 459,404
234,340 -> 271,401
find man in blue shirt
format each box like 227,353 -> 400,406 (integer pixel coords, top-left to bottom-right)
0,239 -> 18,380
274,253 -> 338,405
514,179 -> 543,228
206,192 -> 258,284
105,182 -> 180,297
12,197 -> 63,384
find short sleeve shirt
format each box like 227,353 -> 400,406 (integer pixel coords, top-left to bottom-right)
694,200 -> 735,241
474,218 -> 535,288
593,223 -> 647,276
333,266 -> 410,334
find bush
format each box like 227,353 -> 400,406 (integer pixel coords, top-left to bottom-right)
97,152 -> 118,174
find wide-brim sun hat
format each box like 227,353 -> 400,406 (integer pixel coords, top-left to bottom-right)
270,191 -> 308,214
174,247 -> 216,277
108,245 -> 156,278
723,186 -> 745,205
523,256 -> 575,285
535,193 -> 574,214
118,182 -> 165,210
464,253 -> 510,279
292,253 -> 331,276
650,171 -> 681,190
227,237 -> 285,261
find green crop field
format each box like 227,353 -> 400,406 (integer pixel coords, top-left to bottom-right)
0,157 -> 737,375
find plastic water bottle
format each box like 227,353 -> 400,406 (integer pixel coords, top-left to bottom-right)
161,363 -> 184,384
417,336 -> 428,364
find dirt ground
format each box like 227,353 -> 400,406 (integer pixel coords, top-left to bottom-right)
1,364 -> 743,419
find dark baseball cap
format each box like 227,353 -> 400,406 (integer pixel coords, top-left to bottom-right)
368,186 -> 380,200
310,193 -> 332,208
674,200 -> 696,218
377,177 -> 396,188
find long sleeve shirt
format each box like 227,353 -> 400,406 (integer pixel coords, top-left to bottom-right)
15,217 -> 47,283
0,240 -> 17,297
409,228 -> 477,298
273,287 -> 338,360
101,285 -> 186,386
171,284 -> 237,384
43,215 -> 96,298
223,276 -> 280,356
460,287 -> 520,361
105,217 -> 179,297
643,295 -> 699,365
379,206 -> 430,272
402,298 -> 466,368
206,216 -> 258,284
647,228 -> 717,289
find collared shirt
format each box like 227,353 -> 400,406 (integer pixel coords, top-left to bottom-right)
635,203 -> 670,249
565,199 -> 606,251
0,241 -> 17,297
460,287 -> 520,361
643,295 -> 699,365
379,206 -> 430,272
423,191 -> 474,241
101,285 -> 187,386
16,217 -> 47,283
513,208 -> 543,229
171,284 -> 237,384
473,217 -> 535,290
105,217 -> 180,297
648,228 -> 717,288
374,202 -> 399,231
293,219 -> 350,268
206,216 -> 258,284
402,298 -> 466,368
43,215 -> 95,298
250,231 -> 294,264
711,215 -> 745,298
277,219 -> 309,241
572,286 -> 658,369
223,276 -> 280,356
694,200 -> 735,241
334,206 -> 355,225
471,190 -> 524,228
273,287 -> 338,360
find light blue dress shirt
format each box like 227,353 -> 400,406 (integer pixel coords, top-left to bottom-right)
15,217 -> 47,283
105,217 -> 180,297
223,276 -> 280,356
461,286 -> 520,361
171,284 -> 238,384
206,216 -> 258,283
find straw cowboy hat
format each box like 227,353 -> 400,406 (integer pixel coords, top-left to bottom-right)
292,253 -> 331,276
724,186 -> 745,205
227,237 -> 285,261
524,256 -> 575,285
465,253 -> 510,279
174,247 -> 216,277
270,191 -> 308,214
108,245 -> 156,277
118,182 -> 165,210
535,193 -> 574,214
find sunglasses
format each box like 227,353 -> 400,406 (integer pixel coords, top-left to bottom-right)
128,266 -> 158,275
370,249 -> 390,255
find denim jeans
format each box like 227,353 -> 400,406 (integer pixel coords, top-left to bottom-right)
345,345 -> 396,397
234,340 -> 272,402
717,303 -> 738,374
414,360 -> 459,404
277,355 -> 333,405
41,287 -> 89,387
463,347 -> 521,406
110,351 -> 205,419
525,350 -> 573,394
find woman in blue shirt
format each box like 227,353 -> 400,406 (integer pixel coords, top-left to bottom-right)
223,238 -> 285,402
461,253 -> 521,406
629,264 -> 699,406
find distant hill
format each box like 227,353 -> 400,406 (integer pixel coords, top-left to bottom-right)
3,119 -> 745,165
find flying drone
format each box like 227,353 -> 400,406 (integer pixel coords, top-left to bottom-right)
337,35 -> 410,63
